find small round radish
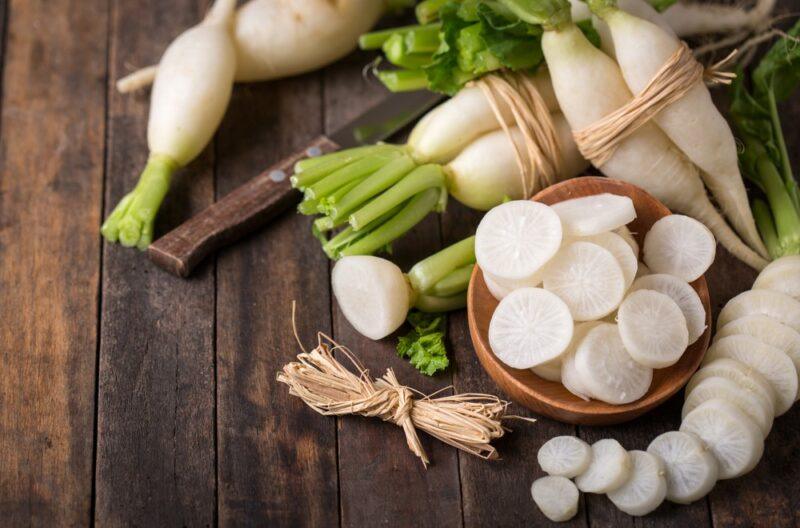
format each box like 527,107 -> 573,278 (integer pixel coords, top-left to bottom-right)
531,358 -> 562,383
717,289 -> 800,333
531,476 -> 580,522
537,436 -> 592,478
575,438 -> 632,493
647,431 -> 719,504
680,399 -> 764,479
643,215 -> 716,282
579,231 -> 638,289
682,377 -> 774,438
631,274 -> 707,344
543,242 -> 626,321
753,255 -> 800,301
607,450 -> 667,516
489,288 -> 574,369
476,201 -> 562,283
550,193 -> 636,237
575,323 -> 653,405
615,225 -> 639,257
686,358 -> 778,414
617,289 -> 689,368
560,322 -> 602,401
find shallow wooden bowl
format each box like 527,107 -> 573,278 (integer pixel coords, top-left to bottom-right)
467,177 -> 712,426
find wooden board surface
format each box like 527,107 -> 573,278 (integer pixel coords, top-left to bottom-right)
0,1 -> 799,526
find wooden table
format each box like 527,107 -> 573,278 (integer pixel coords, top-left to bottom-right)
1,1 -> 799,526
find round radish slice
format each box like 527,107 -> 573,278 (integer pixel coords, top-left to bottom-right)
538,436 -> 592,478
631,274 -> 706,344
753,255 -> 800,301
643,215 -> 716,282
476,200 -> 562,283
686,358 -> 778,414
618,290 -> 689,368
531,358 -> 561,383
560,322 -> 602,401
579,231 -> 638,289
615,225 -> 639,257
483,269 -> 541,301
575,323 -> 653,404
489,288 -> 574,369
704,335 -> 799,415
680,399 -> 764,479
575,438 -> 632,493
483,272 -> 513,301
682,377 -> 774,438
543,242 -> 626,321
647,431 -> 719,504
551,193 -> 636,237
607,450 -> 667,516
531,476 -> 580,522
717,289 -> 800,333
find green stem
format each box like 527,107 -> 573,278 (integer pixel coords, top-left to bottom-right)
359,24 -> 428,50
428,264 -> 474,297
297,197 -> 320,215
377,70 -> 429,92
414,292 -> 467,312
753,198 -> 781,259
407,236 -> 476,294
405,24 -> 442,53
305,151 -> 400,200
383,34 -> 434,69
497,0 -> 573,30
757,156 -> 800,251
766,90 -> 796,204
317,177 -> 366,216
292,145 -> 395,188
415,0 -> 449,23
322,204 -> 405,259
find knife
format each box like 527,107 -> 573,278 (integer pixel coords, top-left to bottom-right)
148,90 -> 444,277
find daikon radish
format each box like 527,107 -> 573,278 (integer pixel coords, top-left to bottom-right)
753,256 -> 800,301
660,0 -> 776,38
617,289 -> 689,368
551,194 -> 636,237
717,289 -> 800,333
531,358 -> 562,383
647,430 -> 719,504
682,377 -> 774,437
575,438 -> 632,493
538,436 -> 592,478
531,476 -> 580,522
560,322 -> 602,401
579,231 -> 638,289
607,450 -> 667,516
686,358 -> 778,413
631,274 -> 706,344
643,215 -> 716,282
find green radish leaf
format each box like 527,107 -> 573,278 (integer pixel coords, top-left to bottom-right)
647,0 -> 678,13
753,19 -> 800,102
397,311 -> 450,376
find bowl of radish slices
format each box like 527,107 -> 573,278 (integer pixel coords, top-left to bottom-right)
467,177 -> 712,425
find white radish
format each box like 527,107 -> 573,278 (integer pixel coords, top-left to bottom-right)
615,225 -> 639,257
643,215 -> 716,282
483,269 -> 543,301
686,358 -> 778,415
489,288 -> 574,369
631,274 -> 707,344
753,255 -> 800,301
575,438 -> 632,493
618,289 -> 688,368
680,398 -> 764,479
575,323 -> 653,405
531,358 -> 562,383
607,450 -> 667,516
682,377 -> 774,438
561,322 -> 602,401
660,0 -> 776,38
717,289 -> 800,333
551,193 -> 636,237
537,436 -> 592,478
543,242 -> 626,321
647,430 -> 719,504
578,232 -> 638,290
531,476 -> 580,522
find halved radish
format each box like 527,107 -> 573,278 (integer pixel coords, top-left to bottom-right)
537,436 -> 592,478
551,193 -> 636,237
575,438 -> 632,493
647,431 -> 719,504
579,231 -> 638,290
615,225 -> 639,257
531,476 -> 580,522
631,274 -> 707,344
686,358 -> 778,414
607,450 -> 667,516
682,376 -> 774,438
560,322 -> 602,401
489,288 -> 574,369
617,289 -> 689,368
543,242 -> 626,321
575,323 -> 653,405
643,215 -> 716,282
680,399 -> 764,479
753,255 -> 800,301
717,289 -> 800,333
531,358 -> 562,383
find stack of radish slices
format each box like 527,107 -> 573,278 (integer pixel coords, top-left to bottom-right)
477,195 -> 712,405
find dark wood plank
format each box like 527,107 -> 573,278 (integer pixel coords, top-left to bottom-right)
94,1 -> 216,525
0,0 -> 106,523
215,76 -> 339,526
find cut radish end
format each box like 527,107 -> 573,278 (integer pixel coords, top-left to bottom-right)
489,288 -> 574,369
575,438 -> 632,494
531,358 -> 562,383
682,376 -> 774,438
617,289 -> 689,368
631,274 -> 706,344
550,193 -> 636,237
560,322 -> 602,401
537,436 -> 592,478
607,450 -> 667,516
643,215 -> 716,282
647,431 -> 718,504
717,289 -> 800,333
615,225 -> 639,258
543,241 -> 626,321
531,476 -> 580,522
578,231 -> 638,290
686,358 -> 778,415
753,255 -> 800,301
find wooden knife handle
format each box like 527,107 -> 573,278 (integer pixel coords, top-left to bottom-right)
148,135 -> 340,277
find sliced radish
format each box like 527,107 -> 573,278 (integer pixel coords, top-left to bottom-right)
476,200 -> 562,283
686,358 -> 778,415
575,323 -> 653,405
680,399 -> 764,479
631,274 -> 707,344
483,269 -> 542,301
643,215 -> 716,282
717,289 -> 800,333
607,450 -> 667,516
682,377 -> 774,438
560,322 -> 602,401
647,431 -> 719,504
483,272 -> 513,301
575,438 -> 632,493
537,436 -> 592,478
550,193 -> 636,237
489,288 -> 574,369
531,476 -> 580,522
753,255 -> 800,301
615,225 -> 639,257
617,289 -> 689,368
579,231 -> 638,289
543,242 -> 626,321
531,358 -> 562,383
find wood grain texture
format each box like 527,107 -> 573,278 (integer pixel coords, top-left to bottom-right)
94,1 -> 216,526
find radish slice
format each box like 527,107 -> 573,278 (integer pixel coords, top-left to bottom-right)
615,225 -> 639,257
631,274 -> 707,344
607,450 -> 667,516
717,289 -> 800,333
703,335 -> 799,415
575,438 -> 632,493
618,290 -> 689,368
550,193 -> 636,237
643,215 -> 716,282
686,358 -> 778,414
682,377 -> 774,438
680,399 -> 764,479
647,431 -> 719,504
579,231 -> 639,289
531,358 -> 562,383
537,436 -> 592,478
543,242 -> 626,321
483,269 -> 542,301
531,476 -> 580,522
560,322 -> 602,401
575,323 -> 653,405
489,288 -> 574,369
753,255 -> 800,301
476,200 -> 562,283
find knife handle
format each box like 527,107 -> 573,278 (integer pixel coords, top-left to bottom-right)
148,135 -> 340,277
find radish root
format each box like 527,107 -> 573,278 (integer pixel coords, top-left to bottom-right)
116,65 -> 157,94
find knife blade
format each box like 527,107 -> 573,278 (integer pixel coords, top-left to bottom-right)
148,89 -> 444,277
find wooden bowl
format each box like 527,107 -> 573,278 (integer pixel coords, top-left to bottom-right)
467,177 -> 712,426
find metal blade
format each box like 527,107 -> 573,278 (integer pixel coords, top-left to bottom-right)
329,90 -> 444,148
